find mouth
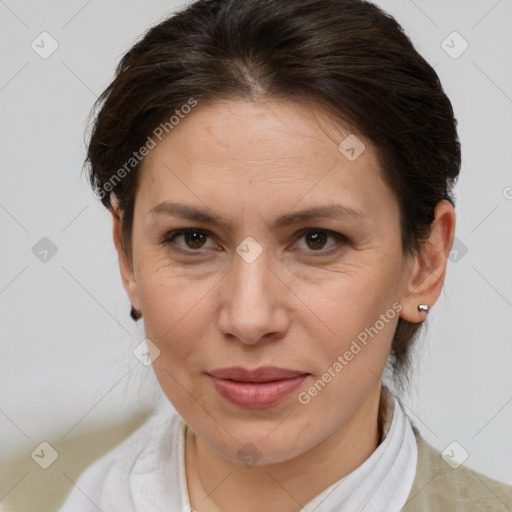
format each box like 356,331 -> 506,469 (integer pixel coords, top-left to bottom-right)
208,366 -> 309,408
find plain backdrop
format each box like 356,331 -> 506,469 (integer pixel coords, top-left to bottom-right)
1,0 -> 511,490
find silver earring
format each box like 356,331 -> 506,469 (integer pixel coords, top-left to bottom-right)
417,304 -> 429,313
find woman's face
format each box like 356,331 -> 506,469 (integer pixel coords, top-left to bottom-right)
118,98 -> 416,464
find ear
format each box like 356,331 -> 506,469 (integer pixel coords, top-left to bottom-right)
400,199 -> 456,323
111,199 -> 140,311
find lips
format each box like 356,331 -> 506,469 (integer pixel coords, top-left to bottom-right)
208,366 -> 309,408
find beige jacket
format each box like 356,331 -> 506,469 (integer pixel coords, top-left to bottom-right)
403,425 -> 512,511
1,413 -> 511,511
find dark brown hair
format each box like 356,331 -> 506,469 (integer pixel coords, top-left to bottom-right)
85,0 -> 461,390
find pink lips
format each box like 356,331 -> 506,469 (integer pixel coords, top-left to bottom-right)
208,366 -> 309,408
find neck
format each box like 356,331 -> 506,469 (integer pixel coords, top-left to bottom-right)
185,383 -> 385,512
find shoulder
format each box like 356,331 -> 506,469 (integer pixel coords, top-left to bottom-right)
403,425 -> 512,512
56,405 -> 182,512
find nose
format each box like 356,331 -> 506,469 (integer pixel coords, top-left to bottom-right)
217,249 -> 290,345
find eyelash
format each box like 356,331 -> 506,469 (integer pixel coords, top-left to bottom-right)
161,228 -> 349,257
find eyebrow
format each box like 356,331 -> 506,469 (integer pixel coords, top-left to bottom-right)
149,201 -> 366,229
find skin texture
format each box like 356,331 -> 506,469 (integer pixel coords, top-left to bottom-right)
111,98 -> 455,512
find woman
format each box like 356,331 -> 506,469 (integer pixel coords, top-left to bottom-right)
57,0 -> 512,510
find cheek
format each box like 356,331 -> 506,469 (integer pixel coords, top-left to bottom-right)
295,269 -> 399,375
137,271 -> 217,367
299,266 -> 397,331
143,284 -> 216,413
138,260 -> 211,323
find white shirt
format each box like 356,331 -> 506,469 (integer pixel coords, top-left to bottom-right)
57,388 -> 417,512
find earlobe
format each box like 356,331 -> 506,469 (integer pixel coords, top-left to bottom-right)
400,199 -> 456,323
110,203 -> 141,313
130,304 -> 142,321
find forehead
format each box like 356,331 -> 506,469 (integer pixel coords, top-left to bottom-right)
136,98 -> 396,221
146,98 -> 367,166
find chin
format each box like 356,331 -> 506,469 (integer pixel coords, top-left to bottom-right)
202,422 -> 313,467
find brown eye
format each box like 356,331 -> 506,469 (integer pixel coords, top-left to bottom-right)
183,230 -> 208,249
305,231 -> 328,250
162,229 -> 217,252
295,228 -> 347,255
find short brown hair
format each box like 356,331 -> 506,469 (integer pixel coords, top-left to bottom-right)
85,0 -> 461,390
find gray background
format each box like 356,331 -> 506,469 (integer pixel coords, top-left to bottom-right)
1,0 -> 511,493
